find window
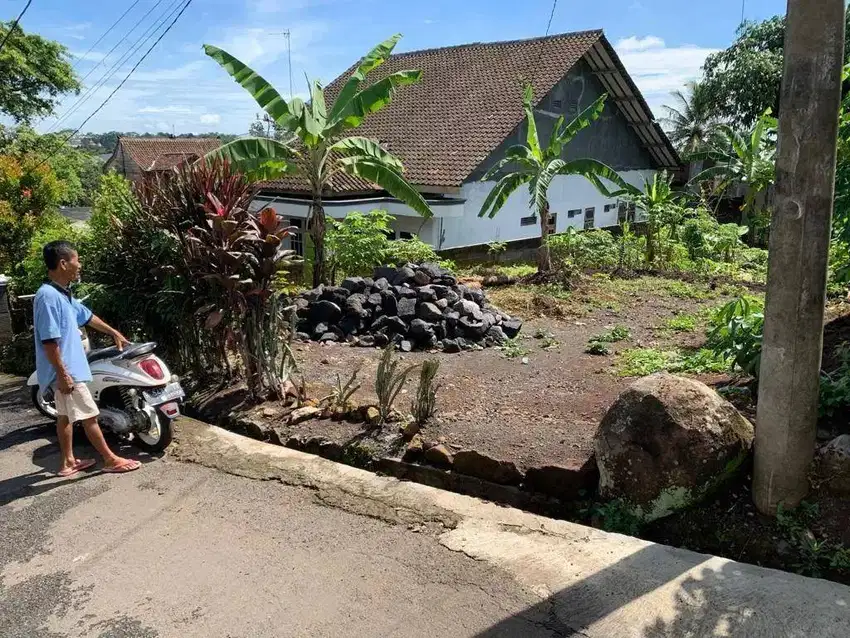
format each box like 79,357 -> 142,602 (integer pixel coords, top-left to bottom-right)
287,218 -> 305,256
584,207 -> 595,230
547,213 -> 557,234
520,215 -> 537,227
604,203 -> 617,212
553,99 -> 563,109
567,209 -> 582,219
398,231 -> 415,240
617,202 -> 636,224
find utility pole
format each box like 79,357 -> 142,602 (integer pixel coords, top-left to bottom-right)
753,0 -> 845,514
269,30 -> 293,99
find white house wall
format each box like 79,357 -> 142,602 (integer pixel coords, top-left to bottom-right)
437,169 -> 654,250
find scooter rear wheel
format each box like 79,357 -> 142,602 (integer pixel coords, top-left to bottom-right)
133,414 -> 173,453
31,386 -> 58,420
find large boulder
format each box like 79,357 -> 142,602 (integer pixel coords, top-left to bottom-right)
594,373 -> 754,522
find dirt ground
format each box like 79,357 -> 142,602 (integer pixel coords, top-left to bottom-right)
294,274 -> 740,473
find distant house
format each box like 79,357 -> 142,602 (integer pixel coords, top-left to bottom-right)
104,137 -> 221,183
253,30 -> 681,255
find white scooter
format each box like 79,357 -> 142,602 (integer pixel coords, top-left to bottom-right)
27,334 -> 184,453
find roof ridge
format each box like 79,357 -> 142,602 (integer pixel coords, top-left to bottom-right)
388,29 -> 603,59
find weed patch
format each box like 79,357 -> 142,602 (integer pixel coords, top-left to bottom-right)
616,347 -> 728,376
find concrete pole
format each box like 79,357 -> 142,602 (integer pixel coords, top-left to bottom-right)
754,0 -> 845,514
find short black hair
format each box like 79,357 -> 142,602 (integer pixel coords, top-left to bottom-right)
43,240 -> 77,271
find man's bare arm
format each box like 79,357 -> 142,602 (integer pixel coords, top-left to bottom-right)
87,315 -> 130,350
43,340 -> 74,394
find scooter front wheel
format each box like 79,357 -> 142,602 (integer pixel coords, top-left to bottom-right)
133,413 -> 173,453
31,386 -> 58,420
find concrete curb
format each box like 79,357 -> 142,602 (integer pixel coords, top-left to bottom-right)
172,416 -> 850,638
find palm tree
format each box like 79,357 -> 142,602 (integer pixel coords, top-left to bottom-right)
689,110 -> 777,242
202,35 -> 432,286
478,85 -> 628,273
660,81 -> 719,156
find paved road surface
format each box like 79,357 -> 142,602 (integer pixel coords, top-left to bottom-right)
0,375 -> 549,637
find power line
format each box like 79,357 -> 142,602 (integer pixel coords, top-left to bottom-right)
0,0 -> 33,54
70,0 -> 143,70
47,0 -> 180,133
527,0 -> 560,95
37,0 -> 194,167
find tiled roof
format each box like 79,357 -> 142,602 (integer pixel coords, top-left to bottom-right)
262,30 -> 605,195
117,137 -> 221,172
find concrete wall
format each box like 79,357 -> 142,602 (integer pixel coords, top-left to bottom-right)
436,169 -> 652,250
104,143 -> 143,183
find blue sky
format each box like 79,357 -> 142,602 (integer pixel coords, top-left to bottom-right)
9,0 -> 789,134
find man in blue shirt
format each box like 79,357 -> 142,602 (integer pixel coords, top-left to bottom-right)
34,240 -> 141,477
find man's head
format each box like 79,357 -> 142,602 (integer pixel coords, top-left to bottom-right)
43,240 -> 81,285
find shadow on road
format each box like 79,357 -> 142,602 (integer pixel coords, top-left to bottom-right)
473,543 -> 850,637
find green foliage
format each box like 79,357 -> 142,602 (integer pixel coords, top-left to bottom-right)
660,80 -> 720,155
375,344 -> 418,423
622,170 -> 686,265
12,211 -> 83,294
385,236 -> 438,265
203,35 -> 430,286
0,330 -> 35,375
0,22 -> 81,123
500,337 -> 530,359
486,240 -> 508,263
588,499 -> 643,536
776,501 -> 850,578
549,227 -> 618,271
326,210 -> 394,280
591,325 -> 630,343
325,369 -> 361,410
616,347 -> 727,376
819,343 -> 850,419
831,65 -> 850,288
707,296 -> 764,378
411,359 -> 440,424
663,314 -> 697,333
585,341 -> 611,356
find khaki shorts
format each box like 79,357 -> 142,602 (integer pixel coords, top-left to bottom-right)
54,383 -> 100,422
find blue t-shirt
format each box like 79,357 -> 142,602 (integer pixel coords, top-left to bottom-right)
33,282 -> 93,390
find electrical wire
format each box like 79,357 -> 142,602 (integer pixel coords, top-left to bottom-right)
0,0 -> 33,53
47,0 -> 185,133
527,0 -> 560,93
70,0 -> 143,69
36,0 -> 194,167
46,0 -> 174,132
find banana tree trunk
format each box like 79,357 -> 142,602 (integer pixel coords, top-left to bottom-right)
537,203 -> 552,273
309,195 -> 327,287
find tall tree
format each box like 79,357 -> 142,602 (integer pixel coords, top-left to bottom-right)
477,85 -> 627,274
701,9 -> 850,130
203,34 -> 431,287
660,80 -> 719,156
689,111 -> 777,241
0,21 -> 80,123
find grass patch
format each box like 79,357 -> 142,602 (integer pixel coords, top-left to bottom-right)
500,337 -> 530,359
457,262 -> 537,280
616,347 -> 728,377
591,325 -> 631,343
663,314 -> 698,332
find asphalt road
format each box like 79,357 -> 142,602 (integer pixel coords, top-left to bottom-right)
0,375 -> 554,638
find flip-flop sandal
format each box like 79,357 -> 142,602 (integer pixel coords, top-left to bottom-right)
102,460 -> 141,474
57,459 -> 96,478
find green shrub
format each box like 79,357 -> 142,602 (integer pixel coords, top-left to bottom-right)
591,325 -> 630,343
12,211 -> 84,294
663,314 -> 697,332
616,347 -> 727,376
386,237 -> 438,265
411,359 -> 440,424
326,210 -> 394,281
707,296 -> 764,378
585,341 -> 611,355
820,342 -> 850,418
549,227 -> 617,270
375,344 -> 418,423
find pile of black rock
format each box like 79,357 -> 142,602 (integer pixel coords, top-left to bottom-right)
294,263 -> 522,352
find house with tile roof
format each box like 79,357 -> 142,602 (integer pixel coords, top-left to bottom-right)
253,29 -> 680,255
104,137 -> 222,183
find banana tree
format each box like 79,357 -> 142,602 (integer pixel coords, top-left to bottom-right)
478,85 -> 629,273
621,170 -> 686,265
689,110 -> 777,243
202,35 -> 432,286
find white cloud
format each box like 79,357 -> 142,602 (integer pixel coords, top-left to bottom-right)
616,36 -> 665,53
139,105 -> 194,114
614,36 -> 718,118
200,113 -> 221,125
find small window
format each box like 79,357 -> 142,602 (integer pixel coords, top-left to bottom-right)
553,99 -> 563,109
628,202 -> 636,222
398,231 -> 415,240
287,218 -> 305,256
604,203 -> 617,212
584,207 -> 595,230
520,215 -> 537,227
567,209 -> 582,219
547,212 -> 557,234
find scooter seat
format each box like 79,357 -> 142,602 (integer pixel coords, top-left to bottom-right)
87,346 -> 120,363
